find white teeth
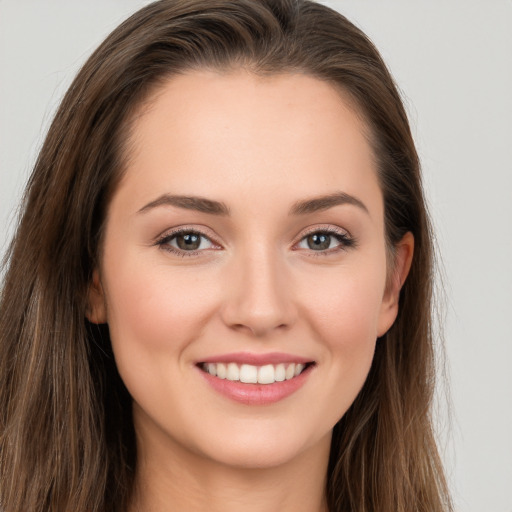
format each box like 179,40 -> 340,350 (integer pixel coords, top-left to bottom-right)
226,362 -> 239,381
258,364 -> 275,384
202,361 -> 309,384
240,364 -> 258,383
216,362 -> 227,379
275,363 -> 286,382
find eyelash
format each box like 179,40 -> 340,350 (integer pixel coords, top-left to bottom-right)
155,226 -> 356,257
155,227 -> 218,257
294,226 -> 356,256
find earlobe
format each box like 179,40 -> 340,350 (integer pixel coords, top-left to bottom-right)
86,269 -> 107,324
377,232 -> 414,337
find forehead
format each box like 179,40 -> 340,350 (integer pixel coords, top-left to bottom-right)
116,69 -> 381,219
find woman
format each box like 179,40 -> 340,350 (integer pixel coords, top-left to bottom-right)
0,1 -> 452,511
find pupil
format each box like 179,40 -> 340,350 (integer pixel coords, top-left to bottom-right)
307,233 -> 330,250
177,233 -> 200,250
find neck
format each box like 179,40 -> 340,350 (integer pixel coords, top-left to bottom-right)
129,426 -> 331,512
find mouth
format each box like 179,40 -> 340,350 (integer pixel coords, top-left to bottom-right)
196,356 -> 316,405
198,361 -> 314,385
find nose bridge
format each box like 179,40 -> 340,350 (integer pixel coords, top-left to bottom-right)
221,241 -> 295,336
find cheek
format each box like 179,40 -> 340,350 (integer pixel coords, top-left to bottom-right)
296,260 -> 386,408
101,260 -> 224,436
322,281 -> 380,380
299,260 -> 387,345
102,257 -> 220,376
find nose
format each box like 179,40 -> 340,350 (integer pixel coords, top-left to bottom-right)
220,247 -> 297,337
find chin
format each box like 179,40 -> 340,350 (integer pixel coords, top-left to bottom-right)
188,421 -> 332,471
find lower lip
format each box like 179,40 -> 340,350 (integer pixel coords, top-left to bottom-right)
197,365 -> 314,405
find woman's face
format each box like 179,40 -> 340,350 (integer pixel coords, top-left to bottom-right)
89,70 -> 410,470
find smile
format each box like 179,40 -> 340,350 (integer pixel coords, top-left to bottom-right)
196,355 -> 315,405
199,362 -> 309,385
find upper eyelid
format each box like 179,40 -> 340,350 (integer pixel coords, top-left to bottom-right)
155,225 -> 220,244
294,224 -> 352,241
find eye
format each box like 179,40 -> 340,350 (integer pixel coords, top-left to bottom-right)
156,229 -> 218,255
296,228 -> 355,253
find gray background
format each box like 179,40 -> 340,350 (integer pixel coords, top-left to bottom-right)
1,1 -> 511,510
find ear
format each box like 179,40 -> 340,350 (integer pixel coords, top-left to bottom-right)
86,269 -> 107,324
377,232 -> 414,337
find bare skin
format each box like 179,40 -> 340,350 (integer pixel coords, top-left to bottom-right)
131,418 -> 330,512
88,70 -> 413,512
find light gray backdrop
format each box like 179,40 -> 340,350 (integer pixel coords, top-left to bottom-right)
1,2 -> 511,511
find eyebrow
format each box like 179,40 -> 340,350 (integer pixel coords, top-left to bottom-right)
290,192 -> 369,216
137,194 -> 230,215
137,191 -> 368,217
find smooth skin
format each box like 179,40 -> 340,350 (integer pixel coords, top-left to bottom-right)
88,70 -> 413,512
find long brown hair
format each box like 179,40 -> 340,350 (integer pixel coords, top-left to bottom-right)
0,1 -> 451,510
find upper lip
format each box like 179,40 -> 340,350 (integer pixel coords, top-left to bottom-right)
198,352 -> 314,365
